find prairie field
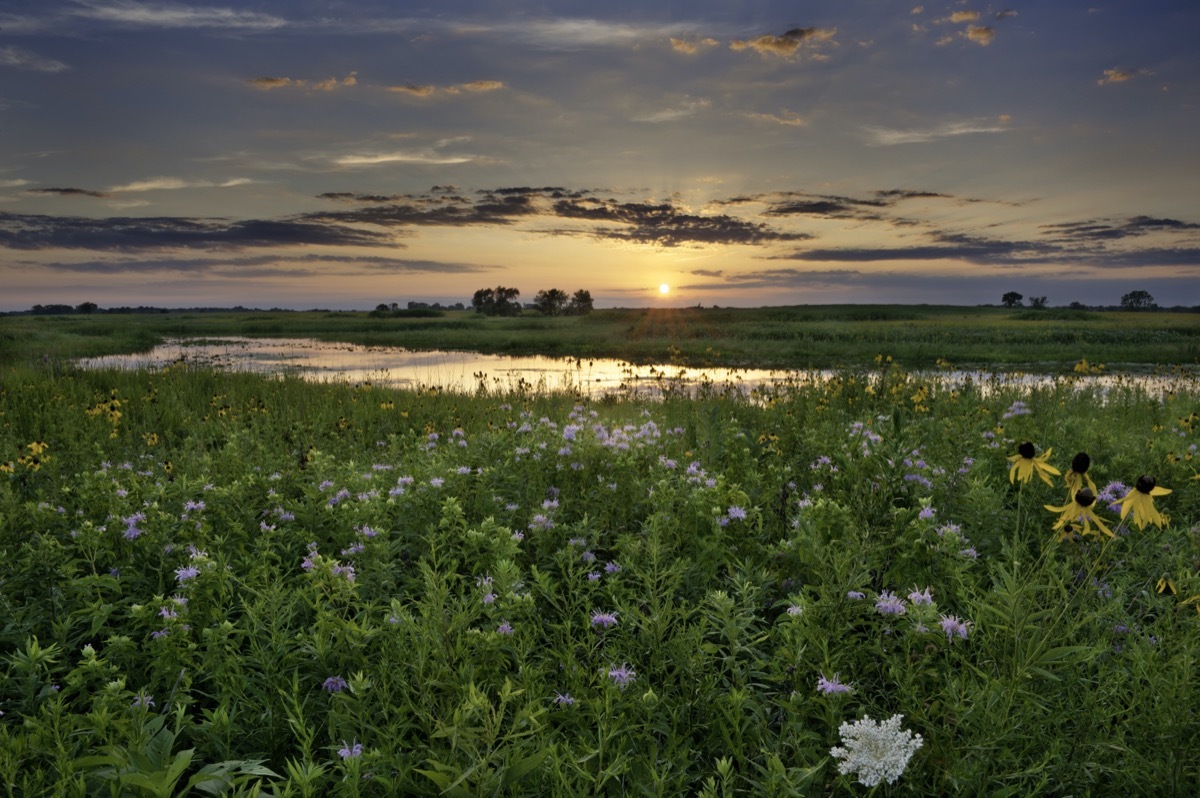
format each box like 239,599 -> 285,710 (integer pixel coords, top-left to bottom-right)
0,310 -> 1198,795
3,305 -> 1200,370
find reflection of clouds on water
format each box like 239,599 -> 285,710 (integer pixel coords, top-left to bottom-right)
77,337 -> 1195,398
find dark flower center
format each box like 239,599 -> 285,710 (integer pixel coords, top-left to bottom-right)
1135,474 -> 1156,494
1075,488 -> 1096,508
1071,452 -> 1091,474
1018,442 -> 1036,459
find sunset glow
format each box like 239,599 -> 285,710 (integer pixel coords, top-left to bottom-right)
1,2 -> 1197,310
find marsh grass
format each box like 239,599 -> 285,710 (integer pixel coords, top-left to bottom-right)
3,305 -> 1198,371
0,353 -> 1198,795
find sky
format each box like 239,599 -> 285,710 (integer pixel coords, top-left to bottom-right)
2,0 -> 1199,310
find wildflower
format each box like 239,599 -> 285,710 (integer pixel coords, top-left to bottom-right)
497,621 -> 513,635
875,591 -> 907,616
846,591 -> 866,600
338,740 -> 363,760
1008,442 -> 1060,486
175,565 -> 200,584
553,692 -> 575,706
1119,475 -> 1171,530
132,690 -> 155,709
726,505 -> 748,522
918,506 -> 936,521
817,673 -> 853,694
323,675 -> 348,693
1064,452 -> 1098,498
604,561 -> 621,574
830,714 -> 923,787
939,614 -> 971,641
907,587 -> 934,606
1045,487 -> 1113,539
786,604 -> 804,616
607,663 -> 637,689
591,611 -> 618,629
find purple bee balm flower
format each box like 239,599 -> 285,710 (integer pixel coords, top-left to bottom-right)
846,591 -> 866,600
726,505 -> 748,521
817,673 -> 853,695
875,591 -> 907,616
939,614 -> 971,641
338,740 -> 363,759
591,611 -> 618,629
907,587 -> 934,606
604,561 -> 621,574
497,621 -> 513,635
175,565 -> 200,584
607,663 -> 637,689
918,507 -> 936,520
323,675 -> 348,693
132,690 -> 155,709
553,692 -> 575,706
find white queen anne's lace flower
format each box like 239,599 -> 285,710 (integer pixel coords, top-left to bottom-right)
830,714 -> 923,787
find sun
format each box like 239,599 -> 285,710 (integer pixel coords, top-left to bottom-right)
658,283 -> 670,295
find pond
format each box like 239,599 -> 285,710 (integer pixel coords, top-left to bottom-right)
76,336 -> 1197,398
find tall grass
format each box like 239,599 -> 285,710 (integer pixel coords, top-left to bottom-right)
3,306 -> 1198,371
1,355 -> 1197,795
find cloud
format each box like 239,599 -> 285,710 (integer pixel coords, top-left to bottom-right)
0,179 -> 33,189
449,80 -> 505,93
109,176 -> 252,192
550,197 -> 812,247
633,98 -> 711,123
247,76 -> 295,90
1041,215 -> 1200,242
0,46 -> 69,73
28,187 -> 111,198
864,118 -> 1009,145
386,80 -> 505,97
247,73 -> 357,91
683,267 -> 866,290
744,110 -> 807,126
1097,67 -> 1152,86
332,151 -> 477,166
995,9 -> 1018,19
31,253 -> 493,276
387,83 -> 437,97
71,1 -> 286,30
0,211 -> 392,252
949,11 -> 981,23
966,25 -> 995,46
730,27 -> 838,59
669,37 -> 719,54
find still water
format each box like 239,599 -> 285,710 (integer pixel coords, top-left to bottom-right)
77,336 -> 1195,398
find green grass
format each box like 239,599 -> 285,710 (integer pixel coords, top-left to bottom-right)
1,348 -> 1198,794
3,305 -> 1199,371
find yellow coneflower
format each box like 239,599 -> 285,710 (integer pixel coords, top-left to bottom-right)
1045,487 -> 1113,539
1064,452 -> 1098,498
1120,475 -> 1171,530
1009,442 -> 1061,486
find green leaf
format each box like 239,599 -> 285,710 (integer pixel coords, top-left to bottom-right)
501,746 -> 553,788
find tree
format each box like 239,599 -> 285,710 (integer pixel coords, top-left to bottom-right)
566,289 -> 594,315
1001,291 -> 1023,308
1029,296 -> 1048,309
471,286 -> 521,316
533,288 -> 569,316
1120,290 -> 1156,311
76,301 -> 99,314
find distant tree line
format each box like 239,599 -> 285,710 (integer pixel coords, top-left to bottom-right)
470,286 -> 594,316
999,290 -> 1177,312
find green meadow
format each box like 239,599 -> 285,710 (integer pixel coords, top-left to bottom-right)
3,304 -> 1199,369
1,310 -> 1198,795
